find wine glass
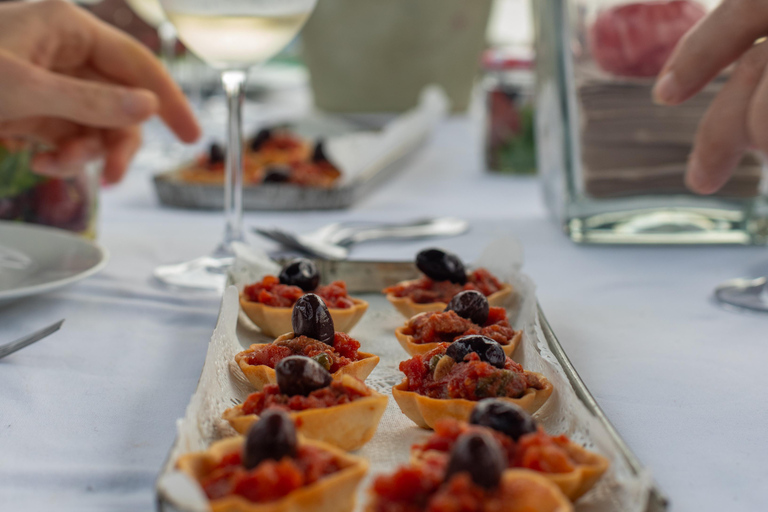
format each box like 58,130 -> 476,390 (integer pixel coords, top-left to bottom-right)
153,0 -> 317,290
124,0 -> 179,67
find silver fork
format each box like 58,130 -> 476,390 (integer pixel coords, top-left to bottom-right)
253,217 -> 469,260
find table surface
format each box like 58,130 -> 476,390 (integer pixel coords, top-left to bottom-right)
2,86 -> 768,512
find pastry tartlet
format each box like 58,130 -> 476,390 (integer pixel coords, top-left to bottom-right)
395,303 -> 521,357
177,411 -> 367,512
236,333 -> 379,391
180,129 -> 341,188
240,296 -> 368,339
240,274 -> 368,338
383,249 -> 513,318
411,414 -> 608,501
367,431 -> 572,512
392,340 -> 552,429
223,374 -> 387,452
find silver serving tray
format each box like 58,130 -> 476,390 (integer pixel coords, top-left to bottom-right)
156,260 -> 668,512
153,104 -> 439,211
152,140 -> 418,211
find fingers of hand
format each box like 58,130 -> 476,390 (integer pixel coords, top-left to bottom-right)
687,41 -> 768,194
654,0 -> 768,105
31,135 -> 105,179
0,51 -> 158,127
0,1 -> 200,143
102,126 -> 142,185
87,21 -> 201,143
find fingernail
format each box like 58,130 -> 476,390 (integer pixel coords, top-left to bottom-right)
122,90 -> 157,119
653,71 -> 682,105
685,155 -> 713,195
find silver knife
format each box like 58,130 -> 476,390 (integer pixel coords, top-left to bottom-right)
0,319 -> 65,360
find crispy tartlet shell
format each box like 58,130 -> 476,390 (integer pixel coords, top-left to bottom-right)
412,440 -> 609,501
222,380 -> 388,452
177,436 -> 367,512
385,282 -> 513,319
365,469 -> 572,512
394,323 -> 522,357
235,334 -> 380,391
239,295 -> 369,339
392,373 -> 553,430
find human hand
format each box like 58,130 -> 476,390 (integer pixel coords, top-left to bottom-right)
653,0 -> 768,194
0,0 -> 201,184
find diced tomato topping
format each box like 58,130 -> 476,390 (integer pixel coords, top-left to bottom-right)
241,378 -> 370,415
398,345 -> 537,401
403,307 -> 516,346
243,276 -> 354,309
198,445 -> 339,504
384,268 -> 504,304
245,333 -> 363,373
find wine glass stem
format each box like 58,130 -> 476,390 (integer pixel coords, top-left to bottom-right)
220,69 -> 248,253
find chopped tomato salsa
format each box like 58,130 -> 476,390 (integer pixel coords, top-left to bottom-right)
246,332 -> 363,373
384,268 -> 504,304
399,344 -> 544,401
241,378 -> 371,415
403,308 -> 516,346
370,461 -> 503,512
243,275 -> 355,309
414,419 -> 577,475
199,445 -> 340,504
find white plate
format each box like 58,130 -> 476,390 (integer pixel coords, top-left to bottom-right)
0,222 -> 108,305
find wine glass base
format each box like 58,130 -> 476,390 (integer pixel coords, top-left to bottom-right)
153,254 -> 235,291
713,277 -> 768,313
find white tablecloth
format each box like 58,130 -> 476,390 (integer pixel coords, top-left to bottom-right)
2,92 -> 767,512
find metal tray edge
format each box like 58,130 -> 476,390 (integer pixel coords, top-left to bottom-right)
536,303 -> 669,512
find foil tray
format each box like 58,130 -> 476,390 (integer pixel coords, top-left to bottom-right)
152,88 -> 447,211
152,142 -> 417,211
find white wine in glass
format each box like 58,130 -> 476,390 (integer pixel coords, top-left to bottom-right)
153,0 -> 317,290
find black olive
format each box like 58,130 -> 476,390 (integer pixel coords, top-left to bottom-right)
275,355 -> 333,396
279,258 -> 320,291
444,431 -> 505,489
446,335 -> 505,369
312,139 -> 330,163
469,399 -> 538,441
445,290 -> 489,325
415,248 -> 467,285
250,128 -> 272,152
263,165 -> 292,183
243,409 -> 297,469
292,293 -> 335,345
208,143 -> 225,164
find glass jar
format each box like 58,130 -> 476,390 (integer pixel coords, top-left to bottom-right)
483,48 -> 537,174
533,0 -> 768,244
0,140 -> 100,239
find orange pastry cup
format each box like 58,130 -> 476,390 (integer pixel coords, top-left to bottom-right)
386,283 -> 513,319
222,376 -> 388,452
235,334 -> 380,391
394,323 -> 522,357
239,295 -> 368,339
177,436 -> 367,512
411,440 -> 609,501
365,469 -> 573,512
392,373 -> 553,430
